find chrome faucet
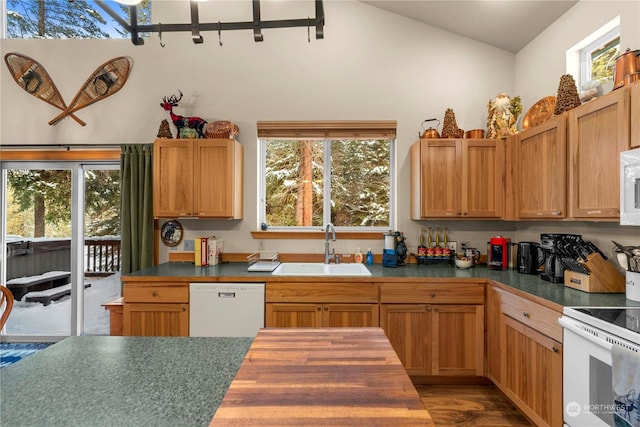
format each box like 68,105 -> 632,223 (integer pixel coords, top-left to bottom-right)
324,223 -> 336,264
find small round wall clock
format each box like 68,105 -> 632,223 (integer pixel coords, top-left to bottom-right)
161,220 -> 183,247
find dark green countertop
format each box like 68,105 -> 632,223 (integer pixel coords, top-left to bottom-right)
125,262 -> 640,308
0,336 -> 252,427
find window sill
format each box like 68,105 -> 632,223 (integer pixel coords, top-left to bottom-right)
250,230 -> 386,240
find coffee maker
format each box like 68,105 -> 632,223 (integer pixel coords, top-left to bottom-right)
488,236 -> 511,270
383,231 -> 407,267
539,233 -> 581,283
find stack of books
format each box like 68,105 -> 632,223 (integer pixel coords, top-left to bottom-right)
194,236 -> 224,267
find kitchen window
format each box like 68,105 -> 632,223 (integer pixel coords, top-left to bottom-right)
257,121 -> 396,231
580,28 -> 620,86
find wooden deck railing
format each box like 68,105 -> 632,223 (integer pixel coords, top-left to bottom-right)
85,238 -> 121,276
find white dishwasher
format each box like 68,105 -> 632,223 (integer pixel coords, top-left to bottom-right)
189,283 -> 265,337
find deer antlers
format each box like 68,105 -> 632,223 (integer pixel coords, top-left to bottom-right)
162,90 -> 183,106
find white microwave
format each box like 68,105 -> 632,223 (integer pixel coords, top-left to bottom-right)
621,148 -> 640,226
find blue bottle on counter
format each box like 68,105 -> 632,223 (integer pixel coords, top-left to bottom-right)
366,248 -> 373,265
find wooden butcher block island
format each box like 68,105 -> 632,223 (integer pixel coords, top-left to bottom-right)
211,327 -> 434,426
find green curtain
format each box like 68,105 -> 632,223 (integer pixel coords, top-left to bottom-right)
120,144 -> 154,274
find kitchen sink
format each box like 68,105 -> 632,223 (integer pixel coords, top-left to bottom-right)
271,262 -> 372,276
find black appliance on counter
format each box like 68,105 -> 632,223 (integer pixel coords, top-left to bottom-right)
539,233 -> 582,283
539,233 -> 610,284
516,241 -> 545,275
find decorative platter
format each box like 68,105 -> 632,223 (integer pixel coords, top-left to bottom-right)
161,220 -> 183,247
522,96 -> 557,130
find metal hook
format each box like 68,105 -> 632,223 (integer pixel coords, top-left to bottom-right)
307,17 -> 310,43
218,21 -> 223,46
159,23 -> 165,48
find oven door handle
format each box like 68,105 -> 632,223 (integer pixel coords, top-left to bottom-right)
559,316 -> 613,351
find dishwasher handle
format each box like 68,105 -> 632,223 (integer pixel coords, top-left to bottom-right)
218,292 -> 236,298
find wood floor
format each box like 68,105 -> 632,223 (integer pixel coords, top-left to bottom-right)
416,385 -> 533,426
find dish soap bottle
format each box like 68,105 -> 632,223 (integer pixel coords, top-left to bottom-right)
354,248 -> 364,263
366,248 -> 374,265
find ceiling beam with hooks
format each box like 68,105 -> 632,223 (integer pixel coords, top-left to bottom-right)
94,0 -> 325,46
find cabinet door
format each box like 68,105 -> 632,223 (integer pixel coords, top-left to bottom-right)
431,304 -> 484,376
514,117 -> 567,219
123,303 -> 189,336
463,139 -> 504,218
502,316 -> 563,427
265,303 -> 323,327
153,140 -> 195,217
568,88 -> 630,219
419,139 -> 462,217
324,304 -> 379,327
195,140 -> 242,218
485,285 -> 502,384
380,304 -> 431,376
631,82 -> 640,148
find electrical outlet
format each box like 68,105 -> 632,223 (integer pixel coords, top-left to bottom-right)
184,239 -> 195,251
258,240 -> 265,250
446,241 -> 457,253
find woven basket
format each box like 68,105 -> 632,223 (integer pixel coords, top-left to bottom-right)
205,121 -> 239,139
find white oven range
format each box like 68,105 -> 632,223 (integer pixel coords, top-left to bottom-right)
560,307 -> 640,427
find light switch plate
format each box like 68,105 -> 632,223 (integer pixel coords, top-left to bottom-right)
184,239 -> 195,251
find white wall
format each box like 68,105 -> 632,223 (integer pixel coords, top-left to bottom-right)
1,0 -> 638,263
514,0 -> 640,109
1,1 -> 515,261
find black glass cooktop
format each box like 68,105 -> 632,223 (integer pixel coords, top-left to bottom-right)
576,308 -> 640,335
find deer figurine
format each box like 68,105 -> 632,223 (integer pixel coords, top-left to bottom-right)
160,91 -> 207,138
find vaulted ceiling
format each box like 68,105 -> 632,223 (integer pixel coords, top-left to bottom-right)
360,1 -> 578,53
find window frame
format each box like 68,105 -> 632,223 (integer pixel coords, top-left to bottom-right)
579,27 -> 620,87
257,121 -> 396,233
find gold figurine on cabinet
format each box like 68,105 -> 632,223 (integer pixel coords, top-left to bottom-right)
487,92 -> 522,138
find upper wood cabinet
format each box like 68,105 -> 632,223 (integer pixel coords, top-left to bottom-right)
153,138 -> 243,218
631,81 -> 640,148
509,115 -> 567,220
410,138 -> 504,219
567,88 -> 630,220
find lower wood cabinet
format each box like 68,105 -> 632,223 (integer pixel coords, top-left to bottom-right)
265,282 -> 379,328
122,282 -> 189,336
502,315 -> 562,427
379,281 -> 485,378
266,303 -> 379,328
488,283 -> 563,427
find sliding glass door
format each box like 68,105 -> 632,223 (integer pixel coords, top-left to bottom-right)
1,161 -> 120,341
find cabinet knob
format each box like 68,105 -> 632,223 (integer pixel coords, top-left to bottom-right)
152,291 -> 158,297
552,346 -> 559,353
552,210 -> 561,216
522,311 -> 530,318
430,293 -> 436,298
324,305 -> 329,311
316,306 -> 322,311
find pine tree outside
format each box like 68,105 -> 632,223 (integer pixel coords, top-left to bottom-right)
263,138 -> 391,229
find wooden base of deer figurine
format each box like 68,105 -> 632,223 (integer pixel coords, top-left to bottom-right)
160,90 -> 207,138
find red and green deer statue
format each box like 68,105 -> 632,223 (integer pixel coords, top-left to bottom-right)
160,91 -> 207,138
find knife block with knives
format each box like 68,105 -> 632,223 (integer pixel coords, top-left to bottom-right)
564,252 -> 625,293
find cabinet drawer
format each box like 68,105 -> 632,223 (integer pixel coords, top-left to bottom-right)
500,291 -> 562,342
123,283 -> 189,303
266,282 -> 377,303
380,282 -> 484,304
